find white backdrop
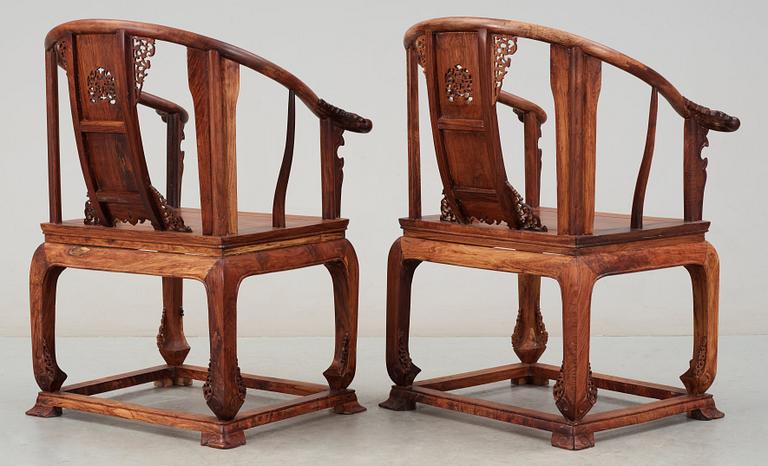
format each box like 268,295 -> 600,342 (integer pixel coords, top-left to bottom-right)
0,0 -> 765,338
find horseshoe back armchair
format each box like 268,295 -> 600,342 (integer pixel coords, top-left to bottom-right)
380,17 -> 739,450
28,19 -> 371,449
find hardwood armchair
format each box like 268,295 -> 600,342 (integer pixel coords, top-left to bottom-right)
380,17 -> 739,450
27,19 -> 371,449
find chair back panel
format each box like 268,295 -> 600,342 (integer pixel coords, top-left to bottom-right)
422,30 -> 530,228
61,31 -> 164,229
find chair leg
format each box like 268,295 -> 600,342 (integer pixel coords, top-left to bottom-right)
551,261 -> 597,450
380,238 -> 421,411
27,245 -> 67,418
202,264 -> 245,427
155,277 -> 192,387
512,274 -> 549,386
682,244 -> 724,420
323,241 -> 366,415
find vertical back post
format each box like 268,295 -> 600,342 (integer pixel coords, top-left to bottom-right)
683,118 -> 709,222
406,46 -> 422,219
550,45 -> 601,235
320,119 -> 345,219
45,47 -> 62,223
188,49 -> 240,235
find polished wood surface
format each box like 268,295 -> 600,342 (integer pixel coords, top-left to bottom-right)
382,16 -> 738,450
29,19 -> 371,449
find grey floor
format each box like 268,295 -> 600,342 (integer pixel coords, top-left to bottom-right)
2,335 -> 766,465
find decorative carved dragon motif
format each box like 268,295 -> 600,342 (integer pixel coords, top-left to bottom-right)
132,37 -> 156,93
445,64 -> 473,103
339,333 -> 350,368
681,337 -> 712,392
511,304 -> 549,349
491,34 -> 518,97
156,307 -> 167,350
397,330 -> 418,384
684,98 -> 740,132
318,99 -> 372,133
553,362 -> 597,420
38,341 -> 59,390
202,360 -> 247,403
87,67 -> 117,105
202,360 -> 214,401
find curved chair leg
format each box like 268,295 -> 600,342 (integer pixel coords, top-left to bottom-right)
26,245 -> 67,418
682,244 -> 723,420
201,263 -> 245,448
380,238 -> 422,411
512,274 -> 549,386
324,241 -> 366,414
551,261 -> 597,450
155,277 -> 192,387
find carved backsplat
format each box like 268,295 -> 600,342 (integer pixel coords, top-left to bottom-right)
445,64 -> 473,103
422,30 -> 545,231
491,34 -> 517,97
87,67 -> 117,104
132,37 -> 156,93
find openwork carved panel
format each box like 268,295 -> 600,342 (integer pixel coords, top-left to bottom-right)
492,34 -> 518,96
87,67 -> 117,105
132,37 -> 156,93
83,188 -> 192,232
509,184 -> 547,231
55,39 -> 68,69
445,64 -> 473,103
414,35 -> 427,72
150,187 -> 193,232
439,195 -> 457,222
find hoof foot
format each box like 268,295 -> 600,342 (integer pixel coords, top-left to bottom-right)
511,376 -> 549,386
551,431 -> 595,450
201,430 -> 246,449
26,402 -> 62,418
333,400 -> 367,415
688,406 -> 724,421
379,390 -> 416,411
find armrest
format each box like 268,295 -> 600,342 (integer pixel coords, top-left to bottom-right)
138,92 -> 189,123
497,91 -> 547,123
318,100 -> 373,133
684,98 -> 740,132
